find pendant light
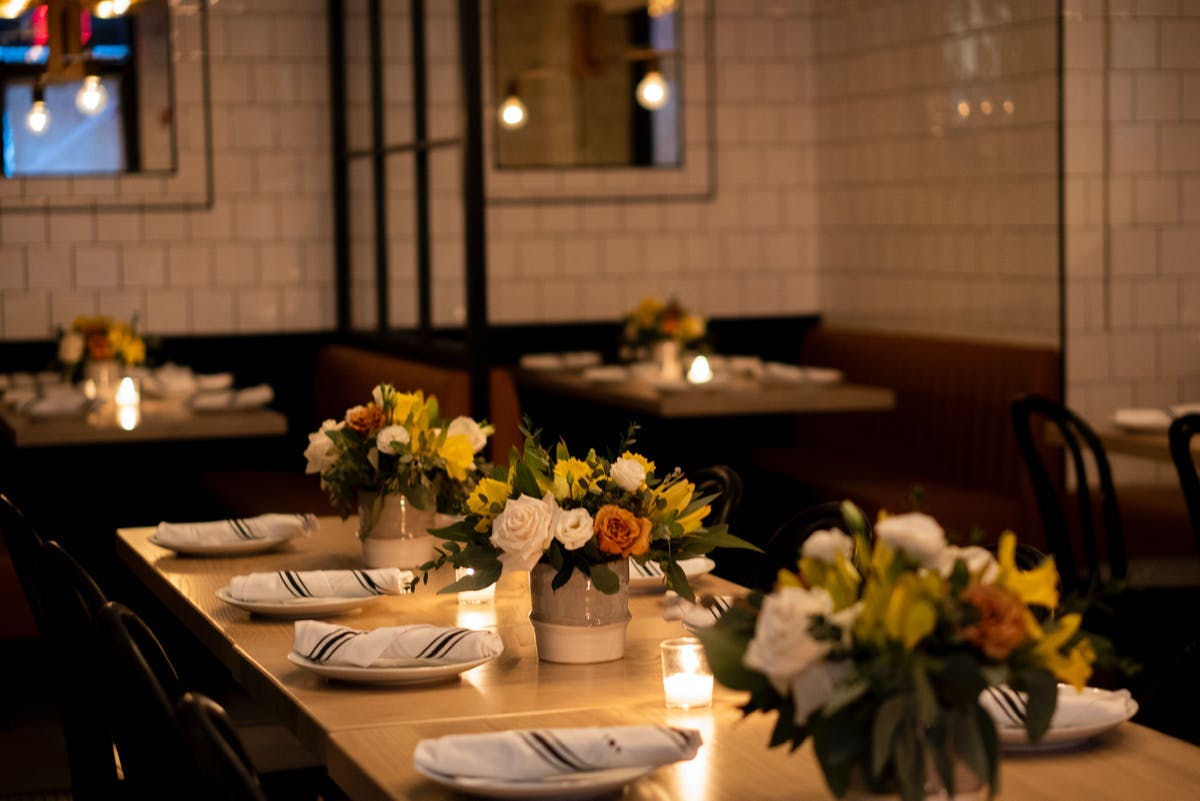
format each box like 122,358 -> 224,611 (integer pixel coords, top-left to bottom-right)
497,80 -> 527,130
75,74 -> 108,115
26,85 -> 49,134
636,64 -> 669,111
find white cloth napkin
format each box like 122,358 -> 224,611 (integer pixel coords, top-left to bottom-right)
234,384 -> 273,408
156,364 -> 198,398
630,558 -> 665,580
229,568 -> 413,601
560,351 -> 602,369
155,513 -> 317,547
293,620 -> 503,667
662,592 -> 733,629
980,686 -> 1133,730
413,725 -> 702,781
196,372 -> 234,391
25,392 -> 88,418
519,353 -> 563,370
191,390 -> 234,410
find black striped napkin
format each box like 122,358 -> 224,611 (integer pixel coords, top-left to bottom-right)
155,513 -> 317,547
293,620 -> 503,668
228,568 -> 412,602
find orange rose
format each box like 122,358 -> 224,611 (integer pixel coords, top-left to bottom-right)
345,404 -> 385,435
594,504 -> 652,557
960,583 -> 1028,660
87,332 -> 113,360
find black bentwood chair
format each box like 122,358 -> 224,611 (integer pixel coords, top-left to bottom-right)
758,501 -> 870,589
689,465 -> 744,528
1168,413 -> 1200,551
0,493 -> 48,630
176,693 -> 270,801
1010,394 -> 1127,596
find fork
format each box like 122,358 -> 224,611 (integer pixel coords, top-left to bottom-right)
986,686 -> 1026,726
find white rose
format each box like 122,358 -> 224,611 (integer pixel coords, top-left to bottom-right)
801,528 -> 854,564
551,506 -> 594,550
937,545 -> 999,583
609,457 -> 646,492
303,419 -> 343,475
447,416 -> 488,453
489,493 -> 556,572
743,587 -> 834,695
58,332 -> 85,364
875,512 -> 947,568
376,424 -> 410,455
792,660 -> 852,726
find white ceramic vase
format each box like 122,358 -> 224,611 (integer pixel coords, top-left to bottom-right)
651,340 -> 683,380
528,560 -> 630,664
83,359 -> 122,402
356,492 -> 441,569
844,760 -> 986,801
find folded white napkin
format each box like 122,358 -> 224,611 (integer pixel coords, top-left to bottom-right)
191,390 -> 234,410
662,592 -> 733,629
560,351 -> 603,369
229,568 -> 413,601
293,620 -> 503,667
234,384 -> 273,409
156,365 -> 198,398
763,362 -> 806,383
519,353 -> 563,370
630,558 -> 665,579
155,513 -> 318,547
196,372 -> 234,391
26,392 -> 88,418
581,365 -> 628,383
414,725 -> 702,781
980,685 -> 1133,730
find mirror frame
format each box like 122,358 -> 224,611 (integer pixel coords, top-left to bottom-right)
0,0 -> 212,213
483,0 -> 714,205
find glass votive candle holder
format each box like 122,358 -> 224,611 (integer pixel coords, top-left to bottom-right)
661,636 -> 713,709
455,567 -> 496,604
115,376 -> 141,431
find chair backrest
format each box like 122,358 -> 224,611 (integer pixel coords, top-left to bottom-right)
95,601 -> 195,801
689,465 -> 743,528
1168,413 -> 1200,554
176,692 -> 269,801
0,492 -> 46,630
1010,394 -> 1126,595
760,501 -> 870,588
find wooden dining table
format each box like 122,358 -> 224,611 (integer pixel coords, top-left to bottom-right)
116,518 -> 1200,801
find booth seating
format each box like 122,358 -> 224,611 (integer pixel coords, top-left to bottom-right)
204,344 -> 521,518
753,327 -> 1062,545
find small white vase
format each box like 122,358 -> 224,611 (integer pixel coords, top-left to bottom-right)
529,560 -> 630,664
357,492 -> 439,569
651,340 -> 682,380
844,760 -> 986,801
83,359 -> 123,402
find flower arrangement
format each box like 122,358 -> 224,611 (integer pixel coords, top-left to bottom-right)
58,315 -> 146,369
303,384 -> 492,520
426,423 -> 756,597
620,297 -> 707,350
696,504 -> 1098,801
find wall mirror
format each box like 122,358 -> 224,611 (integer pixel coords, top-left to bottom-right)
0,0 -> 211,211
484,0 -> 712,203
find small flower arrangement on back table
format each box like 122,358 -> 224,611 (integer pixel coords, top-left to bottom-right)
58,315 -> 147,375
425,423 -> 756,598
696,503 -> 1100,801
620,297 -> 707,352
304,384 -> 492,523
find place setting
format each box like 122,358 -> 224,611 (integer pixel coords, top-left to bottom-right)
215,566 -> 414,618
981,683 -> 1139,752
149,512 -> 318,557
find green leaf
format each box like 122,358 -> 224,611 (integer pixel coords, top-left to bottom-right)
893,727 -> 924,801
551,561 -> 574,590
588,563 -> 620,594
512,461 -> 543,498
911,661 -> 938,728
947,706 -> 990,792
555,441 -> 570,461
665,559 -> 694,602
1011,668 -> 1057,743
769,709 -> 797,748
428,519 -> 475,542
974,702 -> 1000,790
936,652 -> 988,707
406,484 -> 436,513
693,617 -> 769,693
688,525 -> 762,553
870,696 -> 907,779
436,560 -> 501,594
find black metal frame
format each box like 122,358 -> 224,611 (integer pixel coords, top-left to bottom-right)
328,0 -> 490,418
1168,414 -> 1200,554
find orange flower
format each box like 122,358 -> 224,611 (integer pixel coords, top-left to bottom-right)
960,582 -> 1028,660
594,504 -> 652,557
87,332 -> 113,360
345,404 -> 385,435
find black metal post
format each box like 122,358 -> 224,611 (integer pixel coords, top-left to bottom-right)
458,0 -> 489,419
328,0 -> 350,331
369,0 -> 389,332
411,0 -> 433,336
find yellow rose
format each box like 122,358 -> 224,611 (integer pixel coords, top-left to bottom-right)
438,434 -> 476,482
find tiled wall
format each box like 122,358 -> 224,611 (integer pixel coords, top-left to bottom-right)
0,0 -> 335,341
812,0 -> 1061,345
1064,0 -> 1200,483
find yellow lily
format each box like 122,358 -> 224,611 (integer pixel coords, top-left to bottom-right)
1030,612 -> 1095,690
438,434 -> 476,482
996,531 -> 1059,609
799,554 -> 861,611
390,391 -> 426,427
883,572 -> 942,650
552,457 -> 594,501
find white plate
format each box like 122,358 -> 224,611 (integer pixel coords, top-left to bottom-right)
286,651 -> 495,685
628,557 -> 715,592
147,534 -> 292,557
216,586 -> 382,618
991,686 -> 1138,751
414,764 -> 655,800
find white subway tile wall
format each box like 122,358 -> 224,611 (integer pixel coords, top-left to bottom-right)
0,0 -> 335,341
1064,0 -> 1200,484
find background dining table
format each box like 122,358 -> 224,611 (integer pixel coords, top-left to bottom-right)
116,517 -> 1200,801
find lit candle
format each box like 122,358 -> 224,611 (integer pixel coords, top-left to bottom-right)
686,354 -> 713,384
456,566 -> 495,604
115,376 -> 141,431
661,636 -> 713,709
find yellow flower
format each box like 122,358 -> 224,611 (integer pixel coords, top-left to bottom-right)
119,336 -> 146,365
632,298 -> 664,329
1030,613 -> 1095,690
678,314 -> 705,342
882,572 -> 942,650
438,434 -> 476,482
799,554 -> 861,612
621,450 -> 656,477
468,477 -> 512,531
655,477 -> 708,533
996,531 -> 1059,609
390,391 -> 426,427
552,457 -> 594,501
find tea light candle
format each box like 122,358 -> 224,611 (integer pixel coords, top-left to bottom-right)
115,376 -> 141,431
456,566 -> 495,604
686,354 -> 713,384
661,636 -> 713,709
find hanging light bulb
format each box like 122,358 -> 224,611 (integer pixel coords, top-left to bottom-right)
94,0 -> 114,17
497,80 -> 527,130
112,0 -> 131,13
636,69 -> 669,111
26,85 -> 49,134
75,75 -> 108,116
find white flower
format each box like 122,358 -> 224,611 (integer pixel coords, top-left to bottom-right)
551,506 -> 594,550
937,545 -> 999,583
447,416 -> 488,453
376,424 -> 410,455
801,528 -> 854,564
58,332 -> 85,364
303,419 -> 343,475
875,512 -> 947,568
609,457 -> 646,492
742,587 -> 834,695
489,493 -> 556,572
371,384 -> 386,408
792,660 -> 852,726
